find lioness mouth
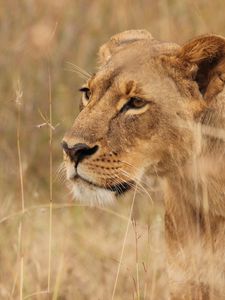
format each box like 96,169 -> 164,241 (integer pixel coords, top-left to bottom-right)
108,181 -> 133,195
73,174 -> 133,196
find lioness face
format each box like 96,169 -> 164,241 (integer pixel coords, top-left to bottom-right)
63,30 -> 215,204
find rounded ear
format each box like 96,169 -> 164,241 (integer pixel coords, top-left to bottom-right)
98,29 -> 153,65
178,34 -> 225,101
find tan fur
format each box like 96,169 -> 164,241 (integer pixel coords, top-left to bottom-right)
63,30 -> 225,299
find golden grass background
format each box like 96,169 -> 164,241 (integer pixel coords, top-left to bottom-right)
1,0 -> 225,299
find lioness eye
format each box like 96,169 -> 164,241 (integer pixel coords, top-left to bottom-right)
122,97 -> 147,112
79,87 -> 91,105
128,97 -> 146,108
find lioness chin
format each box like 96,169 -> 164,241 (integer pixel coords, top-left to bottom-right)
63,30 -> 225,299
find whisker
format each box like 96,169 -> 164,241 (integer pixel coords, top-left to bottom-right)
112,173 -> 146,196
66,62 -> 92,80
119,160 -> 157,192
120,160 -> 153,187
56,162 -> 65,174
110,175 -> 135,194
111,172 -> 148,200
64,68 -> 90,80
119,169 -> 153,204
55,163 -> 67,183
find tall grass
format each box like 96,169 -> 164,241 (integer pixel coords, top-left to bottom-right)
16,80 -> 25,300
47,66 -> 53,297
1,0 -> 225,299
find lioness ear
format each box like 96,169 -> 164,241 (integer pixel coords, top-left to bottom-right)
178,35 -> 225,101
98,29 -> 153,65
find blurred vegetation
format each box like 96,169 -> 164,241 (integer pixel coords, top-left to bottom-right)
1,0 -> 225,299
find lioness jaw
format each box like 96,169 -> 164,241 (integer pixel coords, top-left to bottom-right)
62,30 -> 225,298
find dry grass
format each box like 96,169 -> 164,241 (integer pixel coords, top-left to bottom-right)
1,0 -> 225,299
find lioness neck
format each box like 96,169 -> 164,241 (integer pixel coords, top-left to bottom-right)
164,150 -> 225,248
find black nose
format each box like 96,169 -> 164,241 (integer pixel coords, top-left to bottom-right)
62,141 -> 98,165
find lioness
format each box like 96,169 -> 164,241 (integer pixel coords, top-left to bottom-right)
62,30 -> 225,299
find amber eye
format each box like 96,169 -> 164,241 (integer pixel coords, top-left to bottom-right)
128,97 -> 147,108
121,97 -> 147,112
79,87 -> 91,105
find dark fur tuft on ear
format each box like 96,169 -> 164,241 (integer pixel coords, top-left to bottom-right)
178,34 -> 225,101
179,35 -> 225,64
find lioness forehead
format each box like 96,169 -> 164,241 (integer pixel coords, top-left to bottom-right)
88,66 -> 151,100
88,58 -> 157,98
89,40 -> 179,95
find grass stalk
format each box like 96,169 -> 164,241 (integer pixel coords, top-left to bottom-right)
111,186 -> 137,300
52,255 -> 64,300
16,80 -> 25,300
133,220 -> 140,300
47,66 -> 53,295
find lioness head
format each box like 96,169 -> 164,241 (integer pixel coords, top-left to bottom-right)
62,30 -> 225,204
